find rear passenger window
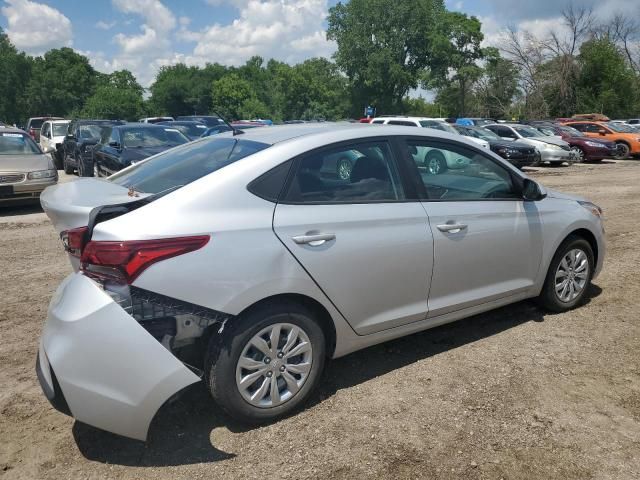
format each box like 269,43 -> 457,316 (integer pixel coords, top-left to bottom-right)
283,141 -> 405,203
248,160 -> 293,202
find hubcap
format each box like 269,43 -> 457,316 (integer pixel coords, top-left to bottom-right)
236,323 -> 312,408
427,157 -> 442,175
555,248 -> 589,302
337,159 -> 352,180
570,146 -> 584,161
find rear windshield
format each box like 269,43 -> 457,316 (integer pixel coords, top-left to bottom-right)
109,137 -> 270,194
29,119 -> 45,129
0,132 -> 41,154
79,124 -> 104,139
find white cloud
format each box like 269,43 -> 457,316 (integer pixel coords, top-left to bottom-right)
112,0 -> 175,32
1,0 -> 72,54
95,20 -> 116,30
181,0 -> 335,66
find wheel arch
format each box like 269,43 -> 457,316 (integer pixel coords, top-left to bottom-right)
236,293 -> 337,358
564,228 -> 599,266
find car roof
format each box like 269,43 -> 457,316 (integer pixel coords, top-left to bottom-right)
47,119 -> 70,124
213,122 -> 476,147
115,123 -> 173,129
0,127 -> 29,135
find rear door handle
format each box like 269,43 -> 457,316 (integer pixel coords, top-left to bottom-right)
436,223 -> 468,233
292,233 -> 336,246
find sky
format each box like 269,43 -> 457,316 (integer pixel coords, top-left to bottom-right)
0,0 -> 638,88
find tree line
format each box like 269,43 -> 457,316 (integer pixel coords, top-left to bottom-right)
1,1 -> 639,125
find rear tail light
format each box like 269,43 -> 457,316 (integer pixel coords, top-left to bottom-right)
80,236 -> 210,284
60,226 -> 89,257
29,128 -> 37,139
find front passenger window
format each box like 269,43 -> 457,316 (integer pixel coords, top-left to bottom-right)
407,140 -> 518,200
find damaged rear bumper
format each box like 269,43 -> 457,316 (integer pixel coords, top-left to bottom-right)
38,273 -> 220,441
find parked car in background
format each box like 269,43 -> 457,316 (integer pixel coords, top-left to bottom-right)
201,125 -> 234,137
529,122 -> 617,162
455,117 -> 496,127
417,119 -> 490,149
453,125 -> 539,168
0,128 -> 57,204
626,118 -> 640,125
63,120 -> 126,176
38,123 -> 604,440
25,117 -> 63,142
560,121 -> 640,159
39,119 -> 70,169
138,116 -> 174,124
485,123 -> 575,165
157,120 -> 208,140
92,123 -> 189,177
176,115 -> 224,127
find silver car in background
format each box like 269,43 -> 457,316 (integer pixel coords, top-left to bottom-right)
485,123 -> 576,165
37,124 -> 604,440
0,128 -> 58,204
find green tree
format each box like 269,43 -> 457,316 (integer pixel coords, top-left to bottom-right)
327,0 -> 446,115
0,28 -> 32,124
430,12 -> 484,116
80,70 -> 144,120
211,73 -> 268,120
149,63 -> 227,116
474,48 -> 520,118
575,37 -> 638,118
25,47 -> 96,117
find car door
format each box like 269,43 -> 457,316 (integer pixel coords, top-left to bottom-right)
401,137 -> 543,317
273,138 -> 434,335
40,122 -> 50,152
99,128 -> 121,175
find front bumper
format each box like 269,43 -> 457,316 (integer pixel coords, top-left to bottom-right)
0,177 -> 57,203
38,273 -> 200,440
539,149 -> 574,163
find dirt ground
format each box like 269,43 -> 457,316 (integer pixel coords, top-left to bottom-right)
1,160 -> 639,480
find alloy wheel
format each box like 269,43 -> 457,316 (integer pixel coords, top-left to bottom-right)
336,158 -> 352,180
570,146 -> 584,162
427,156 -> 443,175
554,248 -> 589,303
235,323 -> 313,408
614,143 -> 629,160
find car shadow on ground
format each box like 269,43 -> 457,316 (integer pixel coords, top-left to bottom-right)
0,203 -> 43,217
73,284 -> 602,467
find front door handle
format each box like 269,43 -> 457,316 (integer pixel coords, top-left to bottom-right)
292,233 -> 336,246
436,223 -> 468,234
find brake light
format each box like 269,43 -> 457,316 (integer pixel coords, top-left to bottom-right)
80,235 -> 210,284
60,226 -> 88,257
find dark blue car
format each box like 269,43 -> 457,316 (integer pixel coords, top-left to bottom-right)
91,124 -> 190,177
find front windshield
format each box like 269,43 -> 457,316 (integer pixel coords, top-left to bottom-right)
110,137 -> 269,194
52,124 -> 69,136
0,132 -> 41,154
558,125 -> 583,137
122,127 -> 189,148
537,126 -> 556,136
606,122 -> 635,133
513,126 -> 544,138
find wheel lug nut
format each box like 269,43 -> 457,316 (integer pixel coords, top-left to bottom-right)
280,366 -> 286,372
264,357 -> 271,364
277,352 -> 284,358
266,371 -> 273,377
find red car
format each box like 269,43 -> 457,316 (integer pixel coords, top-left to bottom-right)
531,123 -> 618,162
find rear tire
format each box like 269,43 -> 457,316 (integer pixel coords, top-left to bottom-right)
205,300 -> 326,423
424,151 -> 447,175
538,236 -> 594,312
63,155 -> 74,174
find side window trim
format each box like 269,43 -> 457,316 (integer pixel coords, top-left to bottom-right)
400,136 -> 524,202
279,136 -> 408,205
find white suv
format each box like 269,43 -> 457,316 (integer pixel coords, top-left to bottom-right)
39,119 -> 70,169
371,116 -> 486,174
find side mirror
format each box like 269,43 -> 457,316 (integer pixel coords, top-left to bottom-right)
522,178 -> 547,201
598,129 -> 607,135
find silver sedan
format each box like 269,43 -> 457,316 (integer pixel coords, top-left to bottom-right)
37,124 -> 604,440
0,128 -> 58,204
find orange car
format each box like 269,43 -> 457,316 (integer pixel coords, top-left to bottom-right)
561,121 -> 640,159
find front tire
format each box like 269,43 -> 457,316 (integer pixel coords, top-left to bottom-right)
614,142 -> 630,159
538,236 -> 594,312
205,300 -> 326,423
63,155 -> 74,174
